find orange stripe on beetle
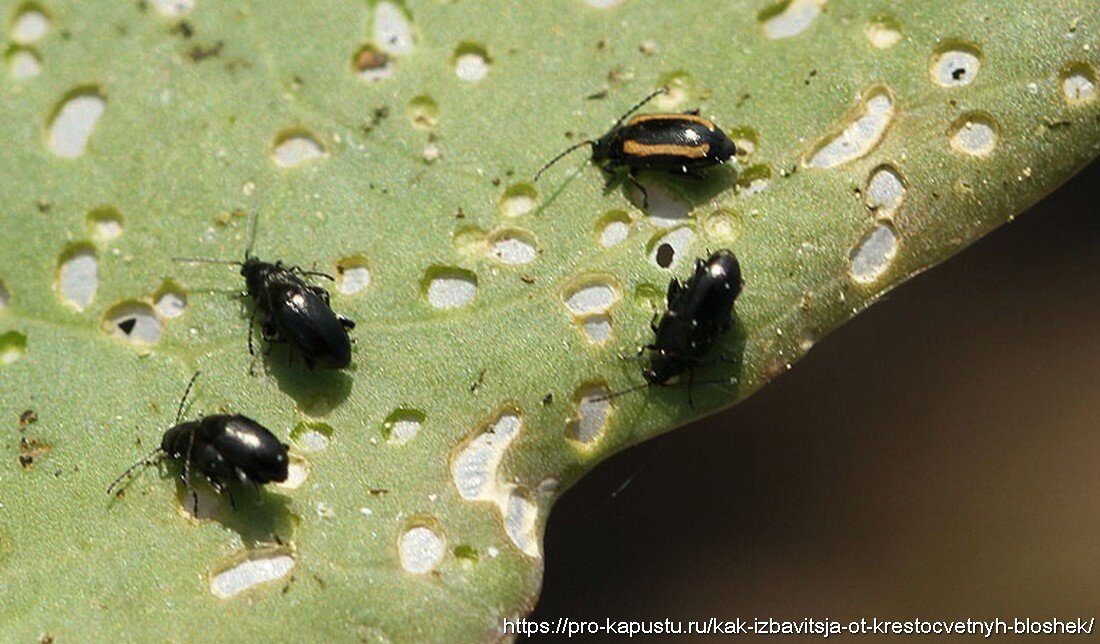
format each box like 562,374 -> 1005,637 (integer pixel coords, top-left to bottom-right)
622,141 -> 711,158
627,113 -> 717,130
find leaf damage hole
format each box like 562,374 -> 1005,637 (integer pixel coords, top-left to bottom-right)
502,486 -> 540,557
759,0 -> 825,40
423,267 -> 477,310
335,255 -> 372,296
865,165 -> 906,217
628,179 -> 690,226
804,86 -> 894,169
210,550 -> 295,599
563,280 -> 619,316
11,5 -> 50,44
654,72 -> 691,110
865,15 -> 902,49
291,421 -> 333,452
149,0 -> 195,17
153,280 -> 187,319
451,410 -> 523,501
102,300 -> 162,345
581,314 -> 612,345
406,95 -> 438,130
382,408 -> 425,445
86,206 -> 123,242
275,455 -> 310,490
453,42 -> 491,83
931,43 -> 982,88
488,229 -> 537,265
583,0 -> 625,8
374,1 -> 414,55
948,112 -> 998,157
0,331 -> 27,366
736,164 -> 772,196
398,523 -> 445,575
47,88 -> 106,159
499,183 -> 538,218
848,223 -> 898,285
566,383 -> 611,446
649,227 -> 693,269
700,207 -> 743,243
1061,62 -> 1097,105
596,210 -> 632,248
7,46 -> 42,79
55,243 -> 98,311
728,127 -> 758,161
272,129 -> 326,167
351,44 -> 395,82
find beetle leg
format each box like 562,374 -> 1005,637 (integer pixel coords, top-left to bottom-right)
684,108 -> 701,116
247,309 -> 256,357
626,173 -> 650,209
338,315 -> 356,330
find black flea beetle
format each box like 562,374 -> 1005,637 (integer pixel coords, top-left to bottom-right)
107,372 -> 289,507
604,249 -> 744,402
534,88 -> 737,200
176,211 -> 356,370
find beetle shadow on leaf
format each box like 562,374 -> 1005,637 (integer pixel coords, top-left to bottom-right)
173,475 -> 297,547
645,316 -> 748,410
263,345 -> 353,413
615,166 -> 736,216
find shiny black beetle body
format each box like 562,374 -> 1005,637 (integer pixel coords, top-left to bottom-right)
534,88 -> 737,188
644,249 -> 743,385
592,111 -> 737,177
160,414 -> 289,494
107,372 -> 289,505
241,257 -> 355,370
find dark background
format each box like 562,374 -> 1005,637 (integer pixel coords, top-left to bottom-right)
528,159 -> 1098,642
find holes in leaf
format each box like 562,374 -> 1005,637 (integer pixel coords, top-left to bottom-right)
0,331 -> 27,366
700,207 -> 743,244
7,46 -> 42,79
153,280 -> 187,319
804,86 -> 894,169
102,300 -> 162,346
55,243 -> 98,311
566,383 -> 611,447
759,0 -> 825,40
335,255 -> 372,296
488,229 -> 537,265
10,4 -> 50,44
351,44 -> 395,82
848,223 -> 898,285
735,164 -> 771,196
86,206 -> 123,242
275,455 -> 310,490
453,42 -> 490,82
1061,62 -> 1097,105
596,210 -> 632,248
930,43 -> 982,88
398,521 -> 444,575
581,314 -> 612,345
563,279 -> 619,316
382,408 -> 425,445
148,0 -> 195,17
209,549 -> 295,599
272,129 -> 326,167
865,165 -> 906,217
865,15 -> 902,49
406,95 -> 438,130
373,1 -> 414,55
648,227 -> 693,269
47,87 -> 106,159
290,421 -> 333,452
451,410 -> 523,501
654,71 -> 690,110
422,267 -> 477,310
499,183 -> 538,218
502,487 -> 540,557
948,112 -> 998,157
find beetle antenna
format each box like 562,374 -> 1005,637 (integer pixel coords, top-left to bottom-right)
534,140 -> 595,181
610,86 -> 668,130
243,208 -> 260,260
106,447 -> 164,496
591,382 -> 651,403
175,371 -> 201,425
172,256 -> 244,266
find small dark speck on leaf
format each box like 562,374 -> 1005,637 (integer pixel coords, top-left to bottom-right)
19,410 -> 37,428
188,41 -> 224,63
470,369 -> 486,393
586,88 -> 609,100
735,93 -> 751,108
542,393 -> 553,406
491,177 -> 501,186
170,20 -> 194,38
369,488 -> 389,496
454,207 -> 466,219
36,199 -> 51,213
520,274 -> 536,284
